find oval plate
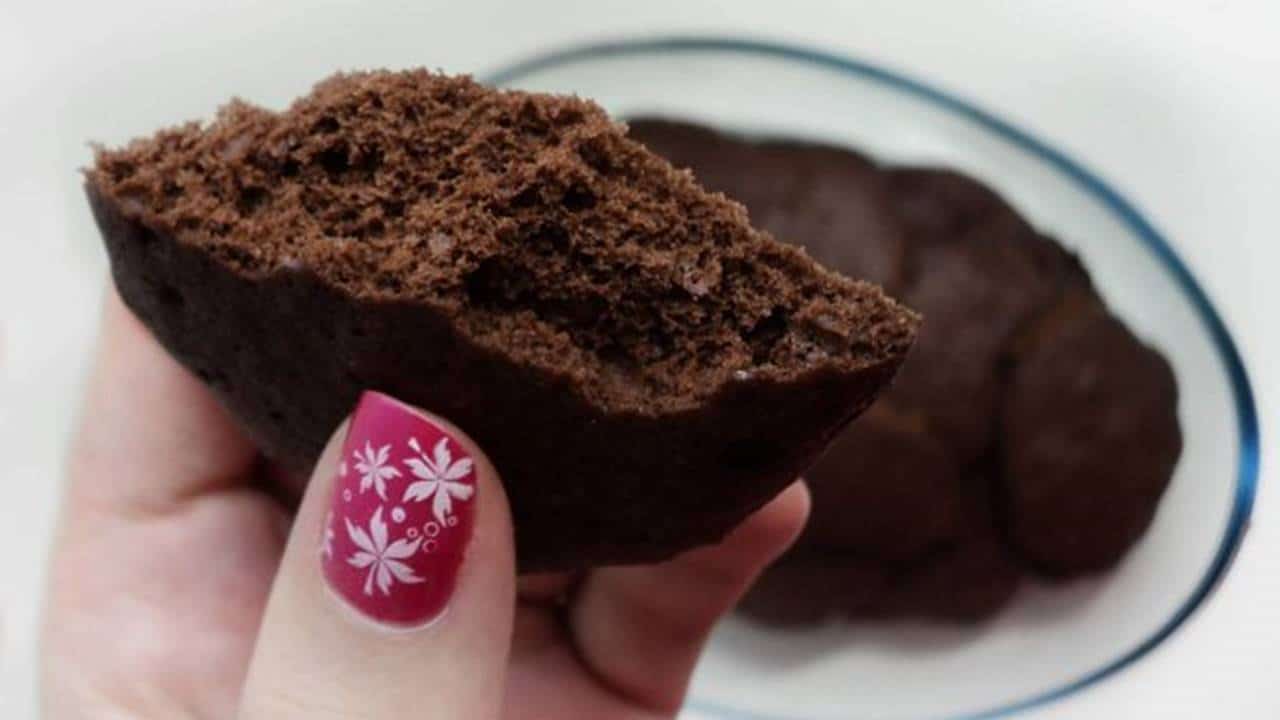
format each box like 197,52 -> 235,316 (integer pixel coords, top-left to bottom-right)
487,37 -> 1260,720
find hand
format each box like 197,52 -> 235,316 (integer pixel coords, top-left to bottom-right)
41,289 -> 809,719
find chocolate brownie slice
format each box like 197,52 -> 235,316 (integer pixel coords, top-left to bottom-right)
629,119 -> 908,291
85,71 -> 918,571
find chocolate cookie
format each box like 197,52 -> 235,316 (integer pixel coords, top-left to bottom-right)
1000,297 -> 1181,576
86,71 -> 918,572
736,557 -> 892,626
884,167 -> 1013,245
740,533 -> 1021,624
633,120 -> 1180,624
797,402 -> 964,563
593,120 -> 1182,623
888,172 -> 1079,462
887,534 -> 1023,622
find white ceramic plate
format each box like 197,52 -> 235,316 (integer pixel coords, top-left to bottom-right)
488,38 -> 1259,720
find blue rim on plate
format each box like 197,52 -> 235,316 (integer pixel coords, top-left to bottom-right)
484,37 -> 1261,720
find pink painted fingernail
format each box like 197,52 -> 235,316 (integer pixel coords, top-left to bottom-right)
321,391 -> 477,627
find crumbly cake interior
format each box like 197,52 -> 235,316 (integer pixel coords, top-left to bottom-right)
90,70 -> 916,411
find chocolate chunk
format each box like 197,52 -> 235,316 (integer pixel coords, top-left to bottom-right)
86,72 -> 918,571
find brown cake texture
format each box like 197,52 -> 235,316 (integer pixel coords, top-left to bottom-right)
629,119 -> 1181,621
635,123 -> 907,291
85,72 -> 919,572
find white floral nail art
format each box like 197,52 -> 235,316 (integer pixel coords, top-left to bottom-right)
321,511 -> 335,559
353,441 -> 401,501
345,506 -> 424,596
403,437 -> 475,525
324,392 -> 478,623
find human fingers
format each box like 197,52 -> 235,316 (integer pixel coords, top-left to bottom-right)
239,391 -> 516,719
567,482 -> 810,712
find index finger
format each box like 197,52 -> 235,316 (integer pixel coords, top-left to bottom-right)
67,287 -> 258,514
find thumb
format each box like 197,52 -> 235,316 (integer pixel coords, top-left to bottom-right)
240,391 -> 515,719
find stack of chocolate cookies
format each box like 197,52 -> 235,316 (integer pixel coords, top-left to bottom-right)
631,119 -> 1183,622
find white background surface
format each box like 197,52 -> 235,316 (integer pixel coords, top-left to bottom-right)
1,1 -> 1276,718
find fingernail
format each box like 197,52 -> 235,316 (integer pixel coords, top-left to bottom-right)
321,391 -> 477,628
